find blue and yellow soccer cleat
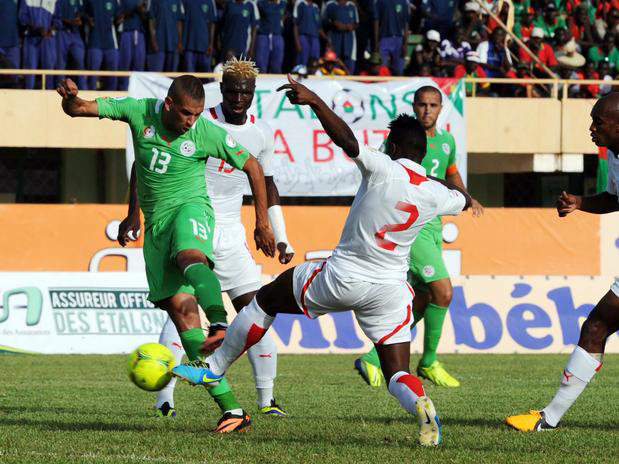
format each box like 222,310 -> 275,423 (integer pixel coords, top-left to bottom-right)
506,410 -> 559,432
354,358 -> 384,387
155,402 -> 176,417
171,360 -> 223,386
417,361 -> 460,387
416,396 -> 442,446
259,399 -> 287,417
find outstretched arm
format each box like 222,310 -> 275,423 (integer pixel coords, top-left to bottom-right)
118,162 -> 141,247
446,170 -> 483,217
265,176 -> 294,264
428,175 -> 472,210
277,74 -> 359,157
557,191 -> 619,216
57,78 -> 99,117
243,156 -> 276,258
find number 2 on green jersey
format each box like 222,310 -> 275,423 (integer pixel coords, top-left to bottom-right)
430,159 -> 439,176
149,148 -> 171,174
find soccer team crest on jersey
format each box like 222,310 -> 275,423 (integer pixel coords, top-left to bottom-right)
442,143 -> 450,155
422,265 -> 435,278
225,134 -> 237,148
143,126 -> 155,138
180,141 -> 196,156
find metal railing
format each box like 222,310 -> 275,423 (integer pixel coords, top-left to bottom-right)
0,68 -> 616,100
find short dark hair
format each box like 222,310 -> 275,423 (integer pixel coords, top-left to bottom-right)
388,114 -> 427,160
413,85 -> 442,104
168,75 -> 205,103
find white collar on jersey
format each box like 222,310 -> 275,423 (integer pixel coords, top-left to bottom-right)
206,103 -> 256,126
397,157 -> 427,177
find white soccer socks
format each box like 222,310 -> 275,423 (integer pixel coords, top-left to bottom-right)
388,371 -> 426,416
247,333 -> 278,409
543,346 -> 602,427
207,297 -> 274,376
156,317 -> 185,408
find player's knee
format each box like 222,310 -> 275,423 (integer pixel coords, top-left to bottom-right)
431,284 -> 453,307
176,250 -> 208,272
256,282 -> 278,317
580,317 -> 609,345
169,295 -> 199,325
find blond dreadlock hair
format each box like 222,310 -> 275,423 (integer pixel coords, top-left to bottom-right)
222,56 -> 259,80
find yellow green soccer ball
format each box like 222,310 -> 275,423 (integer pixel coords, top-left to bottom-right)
128,343 -> 175,391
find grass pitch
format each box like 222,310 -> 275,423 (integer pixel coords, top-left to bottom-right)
0,353 -> 618,464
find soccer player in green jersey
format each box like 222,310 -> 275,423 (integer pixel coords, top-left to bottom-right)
355,85 -> 483,388
57,75 -> 275,432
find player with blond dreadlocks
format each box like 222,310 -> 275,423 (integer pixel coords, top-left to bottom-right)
120,57 -> 294,430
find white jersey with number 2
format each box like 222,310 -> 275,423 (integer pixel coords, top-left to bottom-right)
328,145 -> 467,284
203,104 -> 275,226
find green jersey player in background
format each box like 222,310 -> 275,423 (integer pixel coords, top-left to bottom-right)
57,76 -> 275,432
355,85 -> 483,388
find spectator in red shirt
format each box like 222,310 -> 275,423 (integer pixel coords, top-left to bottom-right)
505,62 -> 538,97
519,27 -> 559,73
454,51 -> 490,96
359,52 -> 391,78
515,7 -> 536,41
577,60 -> 600,98
569,4 -> 595,49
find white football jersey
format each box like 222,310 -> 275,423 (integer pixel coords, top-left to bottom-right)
328,145 -> 466,284
203,104 -> 275,225
606,149 -> 619,203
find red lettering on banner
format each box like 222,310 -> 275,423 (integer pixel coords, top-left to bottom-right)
218,160 -> 235,173
373,129 -> 389,141
362,129 -> 390,148
274,129 -> 295,162
313,130 -> 334,162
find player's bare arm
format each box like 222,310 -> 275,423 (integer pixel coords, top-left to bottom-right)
57,78 -> 99,117
277,74 -> 359,158
266,176 -> 295,264
557,190 -> 619,216
118,162 -> 141,247
446,170 -> 483,217
428,175 -> 472,210
243,156 -> 275,258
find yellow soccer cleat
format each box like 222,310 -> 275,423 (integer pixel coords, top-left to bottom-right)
416,396 -> 442,446
506,410 -> 558,432
417,361 -> 460,387
354,358 -> 384,387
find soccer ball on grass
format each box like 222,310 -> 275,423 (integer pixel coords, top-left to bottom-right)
128,343 -> 176,391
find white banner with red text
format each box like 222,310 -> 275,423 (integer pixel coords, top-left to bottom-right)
126,74 -> 467,196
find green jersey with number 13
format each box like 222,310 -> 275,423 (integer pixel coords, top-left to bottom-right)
421,128 -> 457,232
96,97 -> 250,226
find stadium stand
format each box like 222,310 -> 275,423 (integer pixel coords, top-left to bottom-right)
0,0 -> 616,95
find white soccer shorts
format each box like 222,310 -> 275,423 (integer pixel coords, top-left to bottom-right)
292,260 -> 415,345
611,277 -> 619,298
212,222 -> 261,300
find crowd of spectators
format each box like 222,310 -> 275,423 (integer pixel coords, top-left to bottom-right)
0,0 -> 618,96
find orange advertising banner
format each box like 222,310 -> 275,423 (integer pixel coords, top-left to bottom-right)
0,205 -> 600,275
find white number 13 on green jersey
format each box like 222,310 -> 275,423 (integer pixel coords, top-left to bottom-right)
189,218 -> 209,240
149,148 -> 171,174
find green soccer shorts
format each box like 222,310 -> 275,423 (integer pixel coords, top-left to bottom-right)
409,226 -> 450,290
143,203 -> 215,303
